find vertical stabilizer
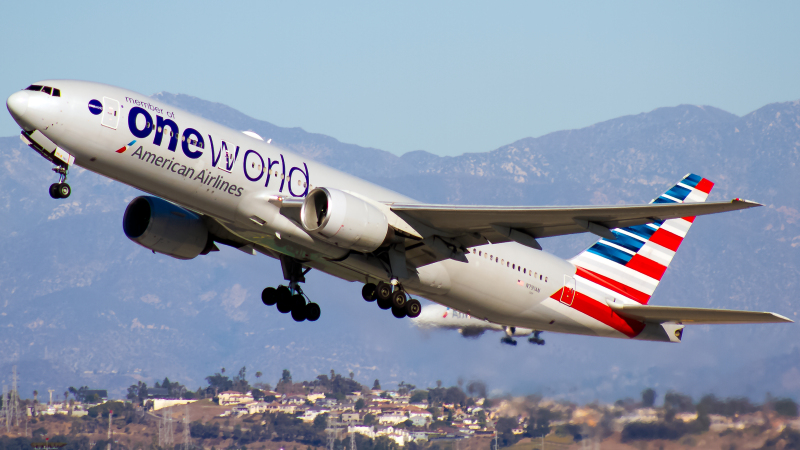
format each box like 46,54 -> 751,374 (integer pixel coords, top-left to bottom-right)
569,174 -> 714,306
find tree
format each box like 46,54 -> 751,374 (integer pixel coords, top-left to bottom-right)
355,398 -> 366,410
364,413 -> 376,425
664,391 -> 694,413
256,371 -> 263,380
349,372 -> 355,380
436,380 -> 442,388
641,388 -> 656,407
409,390 -> 427,404
774,398 -> 799,417
373,379 -> 381,390
525,408 -> 552,438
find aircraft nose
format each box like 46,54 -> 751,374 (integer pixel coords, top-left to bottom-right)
6,90 -> 29,123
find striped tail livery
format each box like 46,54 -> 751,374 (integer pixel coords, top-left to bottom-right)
570,173 -> 713,309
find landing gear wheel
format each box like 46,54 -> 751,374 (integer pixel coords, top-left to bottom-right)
377,296 -> 392,310
276,285 -> 292,313
391,306 -> 407,319
390,290 -> 407,309
305,303 -> 321,322
58,183 -> 71,199
291,294 -> 307,322
262,287 -> 277,306
362,283 -> 377,302
376,282 -> 392,302
405,299 -> 422,318
49,183 -> 60,199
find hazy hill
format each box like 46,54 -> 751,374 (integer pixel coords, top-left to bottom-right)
0,94 -> 797,403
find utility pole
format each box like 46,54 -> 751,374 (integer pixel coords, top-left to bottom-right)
107,409 -> 113,450
349,428 -> 356,450
326,414 -> 336,450
48,389 -> 54,406
182,404 -> 191,450
11,365 -> 19,427
2,384 -> 8,433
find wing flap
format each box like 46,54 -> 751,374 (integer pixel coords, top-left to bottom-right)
612,304 -> 793,325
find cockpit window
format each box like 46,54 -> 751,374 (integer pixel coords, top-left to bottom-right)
24,85 -> 61,97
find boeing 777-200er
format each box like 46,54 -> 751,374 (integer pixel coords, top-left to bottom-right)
5,80 -> 791,344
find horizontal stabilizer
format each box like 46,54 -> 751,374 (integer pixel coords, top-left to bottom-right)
611,304 -> 793,325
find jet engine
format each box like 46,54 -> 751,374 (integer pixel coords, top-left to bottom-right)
300,187 -> 393,253
123,196 -> 215,260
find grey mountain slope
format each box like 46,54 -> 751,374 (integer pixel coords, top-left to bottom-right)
0,96 -> 798,402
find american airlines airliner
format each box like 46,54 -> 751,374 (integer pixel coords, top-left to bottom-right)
5,80 -> 791,345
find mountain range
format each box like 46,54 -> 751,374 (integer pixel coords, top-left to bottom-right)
0,93 -> 797,403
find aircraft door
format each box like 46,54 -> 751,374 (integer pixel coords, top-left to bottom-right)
559,275 -> 576,306
101,97 -> 120,129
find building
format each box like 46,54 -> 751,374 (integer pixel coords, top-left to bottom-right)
218,391 -> 254,406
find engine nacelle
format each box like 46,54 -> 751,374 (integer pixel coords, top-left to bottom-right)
123,196 -> 213,260
300,188 -> 392,253
504,326 -> 535,337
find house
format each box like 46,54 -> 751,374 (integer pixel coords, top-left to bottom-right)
284,395 -> 307,405
300,407 -> 330,423
341,412 -> 361,423
379,413 -> 408,425
218,391 -> 254,406
348,425 -> 376,439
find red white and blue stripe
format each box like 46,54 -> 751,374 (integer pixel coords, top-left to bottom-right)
555,174 -> 714,337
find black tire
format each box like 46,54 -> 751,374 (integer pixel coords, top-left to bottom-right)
49,183 -> 60,199
377,296 -> 392,310
261,287 -> 277,306
390,290 -> 407,309
362,283 -> 377,302
58,183 -> 71,198
276,286 -> 292,314
305,303 -> 321,322
405,299 -> 421,318
291,303 -> 306,322
376,282 -> 392,301
391,306 -> 407,319
291,294 -> 306,310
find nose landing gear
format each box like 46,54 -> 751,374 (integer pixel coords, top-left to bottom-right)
48,167 -> 70,199
362,281 -> 422,319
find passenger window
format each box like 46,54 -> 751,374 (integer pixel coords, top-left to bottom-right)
52,88 -> 61,97
501,259 -> 504,265
540,275 -> 543,280
545,277 -> 548,282
523,268 -> 526,274
42,86 -> 52,95
478,251 -> 482,256
518,266 -> 521,272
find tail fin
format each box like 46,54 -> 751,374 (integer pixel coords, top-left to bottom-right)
569,173 -> 714,305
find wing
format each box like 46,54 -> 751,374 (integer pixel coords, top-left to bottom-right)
391,199 -> 760,244
611,304 -> 793,325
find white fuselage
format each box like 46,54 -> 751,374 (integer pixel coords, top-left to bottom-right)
7,80 -> 649,341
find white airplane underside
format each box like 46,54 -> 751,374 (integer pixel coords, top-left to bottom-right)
5,80 -> 792,345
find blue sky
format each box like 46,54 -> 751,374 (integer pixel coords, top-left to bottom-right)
2,1 -> 799,156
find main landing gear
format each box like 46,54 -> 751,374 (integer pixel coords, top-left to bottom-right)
261,255 -> 320,323
500,329 -> 545,346
361,281 -> 422,319
528,331 -> 545,346
49,166 -> 70,199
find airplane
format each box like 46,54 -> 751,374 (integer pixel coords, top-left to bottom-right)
5,80 -> 792,344
412,304 -> 546,346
